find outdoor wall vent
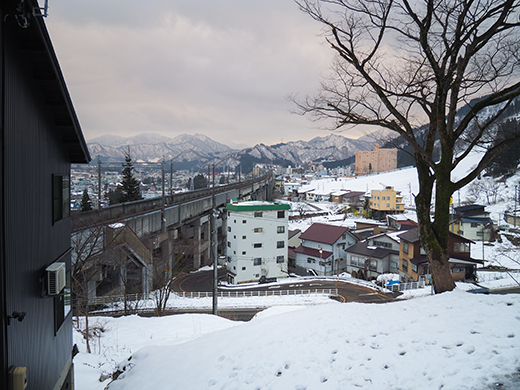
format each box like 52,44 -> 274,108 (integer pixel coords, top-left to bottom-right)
46,262 -> 66,295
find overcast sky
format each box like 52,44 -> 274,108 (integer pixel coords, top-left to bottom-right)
43,0 -> 368,147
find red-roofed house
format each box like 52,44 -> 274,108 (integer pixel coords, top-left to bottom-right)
294,223 -> 357,276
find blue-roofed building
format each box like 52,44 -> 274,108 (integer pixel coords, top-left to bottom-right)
451,204 -> 495,242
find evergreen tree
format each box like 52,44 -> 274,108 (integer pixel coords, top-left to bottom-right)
120,148 -> 142,203
106,187 -> 123,205
80,189 -> 92,212
193,173 -> 208,190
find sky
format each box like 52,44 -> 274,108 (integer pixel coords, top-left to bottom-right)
43,0 -> 365,147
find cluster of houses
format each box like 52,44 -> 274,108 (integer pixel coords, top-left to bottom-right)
225,201 -> 492,286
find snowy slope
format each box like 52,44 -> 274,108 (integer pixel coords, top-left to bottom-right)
77,290 -> 520,390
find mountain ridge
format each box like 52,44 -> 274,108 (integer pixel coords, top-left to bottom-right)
87,132 -> 379,171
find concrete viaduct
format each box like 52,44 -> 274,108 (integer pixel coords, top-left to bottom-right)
71,174 -> 276,298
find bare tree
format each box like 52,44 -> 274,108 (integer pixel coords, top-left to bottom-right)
293,0 -> 520,293
71,225 -> 106,353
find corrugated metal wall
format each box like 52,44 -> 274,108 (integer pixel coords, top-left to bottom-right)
3,15 -> 72,390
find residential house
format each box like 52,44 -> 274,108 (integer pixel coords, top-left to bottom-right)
225,201 -> 290,284
346,233 -> 401,280
352,221 -> 389,241
451,204 -> 495,241
369,186 -> 405,219
386,214 -> 418,231
398,227 -> 483,282
283,182 -> 301,198
331,190 -> 350,203
294,223 -> 357,276
330,190 -> 365,208
342,191 -> 365,208
1,2 -> 91,388
307,189 -> 331,202
287,229 -> 302,274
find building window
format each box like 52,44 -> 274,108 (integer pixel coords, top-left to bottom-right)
227,241 -> 231,247
242,251 -> 246,255
277,211 -> 285,218
53,175 -> 70,223
373,240 -> 392,249
254,211 -> 263,218
412,263 -> 418,273
242,266 -> 246,270
254,227 -> 263,233
390,261 -> 398,269
234,220 -> 236,223
242,220 -> 247,224
242,235 -> 246,239
307,257 -> 316,264
454,242 -> 470,253
227,226 -> 231,232
402,259 -> 409,272
396,205 -> 400,209
277,226 -> 285,234
471,222 -> 479,228
276,241 -> 284,248
386,204 -> 390,207
254,258 -> 262,266
254,243 -> 262,248
369,260 -> 377,271
276,255 -> 284,263
403,242 -> 409,254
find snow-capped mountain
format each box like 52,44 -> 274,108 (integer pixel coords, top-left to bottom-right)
87,132 -> 378,170
88,133 -> 233,163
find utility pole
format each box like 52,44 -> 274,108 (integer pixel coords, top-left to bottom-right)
97,155 -> 102,210
170,161 -> 173,196
211,164 -> 218,315
161,158 -> 165,233
515,185 -> 518,227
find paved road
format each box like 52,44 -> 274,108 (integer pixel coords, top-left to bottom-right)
172,269 -> 397,304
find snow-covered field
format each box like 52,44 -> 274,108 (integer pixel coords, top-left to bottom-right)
75,290 -> 520,390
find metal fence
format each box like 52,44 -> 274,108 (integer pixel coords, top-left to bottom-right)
477,270 -> 520,282
386,280 -> 426,292
85,288 -> 338,307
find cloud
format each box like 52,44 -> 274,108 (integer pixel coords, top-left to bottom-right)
45,0 -> 357,146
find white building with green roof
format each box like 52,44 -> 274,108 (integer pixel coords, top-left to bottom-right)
225,200 -> 290,284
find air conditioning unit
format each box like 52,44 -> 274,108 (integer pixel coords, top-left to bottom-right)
46,262 -> 66,295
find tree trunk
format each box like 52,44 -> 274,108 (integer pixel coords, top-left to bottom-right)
415,156 -> 456,294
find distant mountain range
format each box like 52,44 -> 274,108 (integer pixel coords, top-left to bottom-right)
87,132 -> 379,172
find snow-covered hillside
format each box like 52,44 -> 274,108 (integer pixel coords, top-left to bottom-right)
75,291 -> 520,390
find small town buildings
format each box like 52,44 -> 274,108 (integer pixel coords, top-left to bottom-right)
398,227 -> 483,282
1,2 -> 91,388
369,186 -> 405,219
355,144 -> 398,176
451,204 -> 494,241
225,201 -> 290,284
294,223 -> 357,276
345,233 -> 401,280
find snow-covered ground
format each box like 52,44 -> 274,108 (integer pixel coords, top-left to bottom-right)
75,290 -> 520,390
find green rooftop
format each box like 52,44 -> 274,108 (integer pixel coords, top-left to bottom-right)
226,201 -> 290,212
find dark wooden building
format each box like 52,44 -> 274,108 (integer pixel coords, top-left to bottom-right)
1,1 -> 90,389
